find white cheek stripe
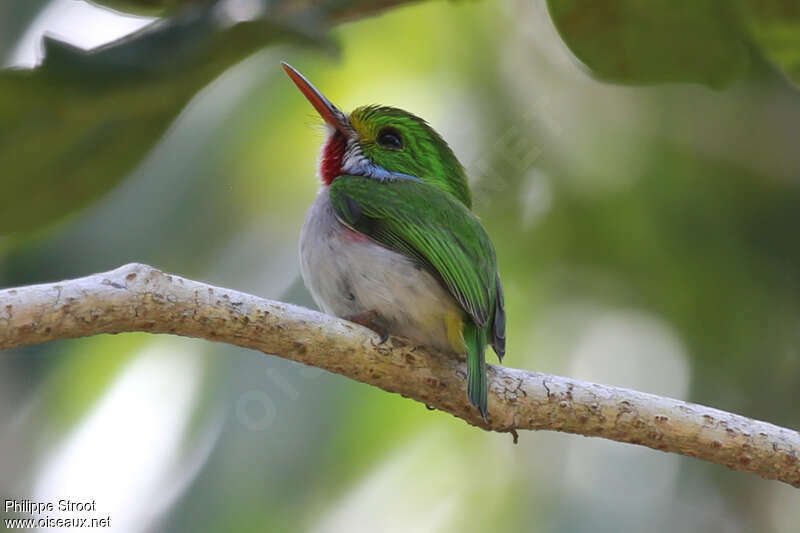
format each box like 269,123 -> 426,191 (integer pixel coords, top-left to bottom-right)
341,138 -> 420,182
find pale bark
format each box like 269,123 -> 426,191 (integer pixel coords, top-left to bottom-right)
1,263 -> 798,487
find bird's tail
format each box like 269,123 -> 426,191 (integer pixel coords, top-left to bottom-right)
464,321 -> 488,421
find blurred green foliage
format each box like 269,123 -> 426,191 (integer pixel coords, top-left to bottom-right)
0,4 -> 328,237
6,0 -> 800,237
547,0 -> 750,88
739,0 -> 800,85
548,0 -> 800,88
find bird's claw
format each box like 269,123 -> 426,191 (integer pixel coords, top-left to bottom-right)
345,310 -> 389,344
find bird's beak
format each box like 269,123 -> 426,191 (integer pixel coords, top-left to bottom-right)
281,62 -> 350,136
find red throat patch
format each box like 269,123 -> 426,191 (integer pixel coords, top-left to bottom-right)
320,131 -> 346,185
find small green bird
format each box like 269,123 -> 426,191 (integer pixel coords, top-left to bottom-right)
283,62 -> 505,419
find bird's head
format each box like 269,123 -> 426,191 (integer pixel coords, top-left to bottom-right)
282,62 -> 471,208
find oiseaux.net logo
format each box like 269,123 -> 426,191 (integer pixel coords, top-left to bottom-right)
4,499 -> 111,529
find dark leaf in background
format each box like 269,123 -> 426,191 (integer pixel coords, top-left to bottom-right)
546,0 -> 750,89
86,0 -> 209,16
0,4 -> 329,238
737,0 -> 800,87
547,0 -> 800,89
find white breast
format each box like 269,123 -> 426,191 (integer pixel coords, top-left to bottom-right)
299,187 -> 463,353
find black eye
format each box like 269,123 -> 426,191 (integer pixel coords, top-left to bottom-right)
377,128 -> 403,150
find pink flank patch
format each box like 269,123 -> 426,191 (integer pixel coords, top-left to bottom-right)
320,131 -> 346,185
342,227 -> 369,242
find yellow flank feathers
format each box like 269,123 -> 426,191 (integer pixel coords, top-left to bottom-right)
445,310 -> 466,353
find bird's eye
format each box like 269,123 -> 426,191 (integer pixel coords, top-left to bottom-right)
377,128 -> 403,150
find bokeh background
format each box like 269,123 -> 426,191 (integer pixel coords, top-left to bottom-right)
2,0 -> 800,531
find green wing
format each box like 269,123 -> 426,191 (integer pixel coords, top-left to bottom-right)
329,175 -> 504,351
330,175 -> 505,419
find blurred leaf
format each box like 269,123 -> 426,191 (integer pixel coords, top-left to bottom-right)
0,0 -> 49,64
546,0 -> 750,88
737,0 -> 800,87
0,5 -> 329,237
87,0 -> 208,16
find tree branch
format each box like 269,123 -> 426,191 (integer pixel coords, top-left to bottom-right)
1,263 -> 798,487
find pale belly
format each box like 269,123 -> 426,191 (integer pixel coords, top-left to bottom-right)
299,187 -> 465,354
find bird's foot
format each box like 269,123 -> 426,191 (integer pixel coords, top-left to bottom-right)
345,310 -> 389,344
